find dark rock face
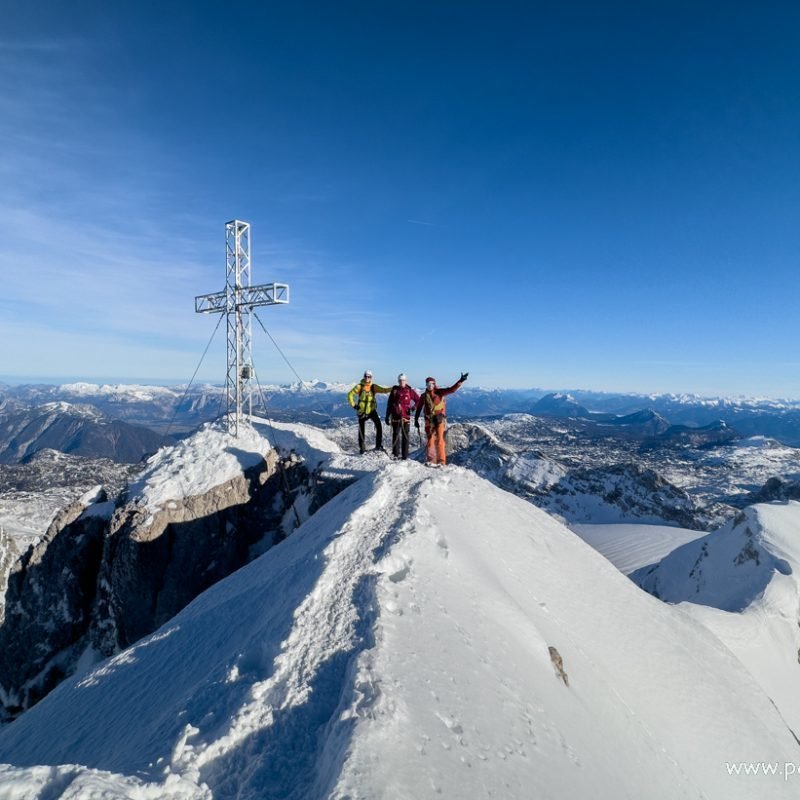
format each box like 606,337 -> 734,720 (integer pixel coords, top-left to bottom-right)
0,448 -> 356,721
93,451 -> 309,653
0,530 -> 20,625
742,477 -> 800,505
0,496 -> 111,716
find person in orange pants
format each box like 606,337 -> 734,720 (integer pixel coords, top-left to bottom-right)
414,373 -> 468,465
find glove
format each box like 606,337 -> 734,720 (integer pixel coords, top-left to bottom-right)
459,372 -> 469,383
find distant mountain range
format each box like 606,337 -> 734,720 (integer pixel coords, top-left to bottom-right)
528,391 -> 800,446
0,400 -> 172,465
3,381 -> 800,445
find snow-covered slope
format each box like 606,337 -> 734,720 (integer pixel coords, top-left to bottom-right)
571,522 -> 706,574
632,501 -> 800,733
632,503 -> 799,611
0,448 -> 797,798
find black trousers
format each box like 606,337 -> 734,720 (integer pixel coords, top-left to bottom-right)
358,409 -> 383,452
391,419 -> 411,459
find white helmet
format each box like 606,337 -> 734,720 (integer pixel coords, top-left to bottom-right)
397,372 -> 407,382
363,370 -> 373,379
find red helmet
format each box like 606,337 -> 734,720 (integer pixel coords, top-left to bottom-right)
425,376 -> 436,387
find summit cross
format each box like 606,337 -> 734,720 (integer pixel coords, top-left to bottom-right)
195,220 -> 289,436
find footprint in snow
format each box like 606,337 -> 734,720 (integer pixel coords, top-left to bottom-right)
387,562 -> 411,583
435,710 -> 464,736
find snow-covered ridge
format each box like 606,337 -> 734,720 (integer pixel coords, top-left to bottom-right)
59,382 -> 184,401
126,421 -> 274,521
125,418 -> 343,523
37,400 -> 104,419
632,501 -> 800,735
632,503 -> 800,611
0,426 -> 798,799
651,393 -> 800,409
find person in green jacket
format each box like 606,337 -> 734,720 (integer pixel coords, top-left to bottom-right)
347,370 -> 391,454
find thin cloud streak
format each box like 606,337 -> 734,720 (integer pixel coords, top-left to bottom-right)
407,218 -> 437,227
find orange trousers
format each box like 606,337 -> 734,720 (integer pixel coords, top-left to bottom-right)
425,419 -> 447,464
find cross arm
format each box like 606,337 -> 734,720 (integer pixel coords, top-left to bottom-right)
195,291 -> 226,313
195,282 -> 290,314
243,282 -> 290,306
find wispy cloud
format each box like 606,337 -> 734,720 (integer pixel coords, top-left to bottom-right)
407,218 -> 437,227
0,34 -> 428,384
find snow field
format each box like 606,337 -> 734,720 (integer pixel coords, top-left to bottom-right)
0,424 -> 798,798
570,522 -> 706,574
632,502 -> 800,735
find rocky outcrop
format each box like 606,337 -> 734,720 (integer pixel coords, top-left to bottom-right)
739,476 -> 800,506
631,506 -> 795,612
0,494 -> 112,716
542,463 -> 722,530
0,527 -> 20,625
92,450 -> 308,654
0,445 -> 355,721
446,422 -> 567,495
447,424 -> 723,530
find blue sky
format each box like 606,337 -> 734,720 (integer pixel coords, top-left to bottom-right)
2,2 -> 799,396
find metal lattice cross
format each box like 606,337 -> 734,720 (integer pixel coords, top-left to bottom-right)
196,220 -> 289,436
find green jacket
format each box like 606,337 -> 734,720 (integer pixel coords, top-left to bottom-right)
347,381 -> 390,415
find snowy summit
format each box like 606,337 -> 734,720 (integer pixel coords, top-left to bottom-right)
0,423 -> 796,799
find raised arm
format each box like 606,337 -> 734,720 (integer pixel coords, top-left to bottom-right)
439,372 -> 468,397
438,379 -> 463,397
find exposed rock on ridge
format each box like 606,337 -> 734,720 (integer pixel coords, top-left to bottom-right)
0,423 -> 350,721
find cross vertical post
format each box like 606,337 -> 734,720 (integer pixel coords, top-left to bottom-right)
196,220 -> 290,436
226,220 -> 251,435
